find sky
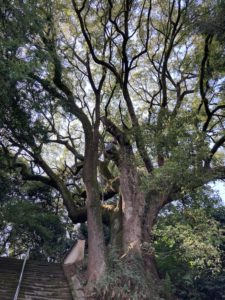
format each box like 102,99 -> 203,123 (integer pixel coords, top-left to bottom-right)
212,181 -> 225,204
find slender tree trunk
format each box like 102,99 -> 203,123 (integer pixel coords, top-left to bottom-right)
142,192 -> 166,242
83,136 -> 106,284
141,192 -> 167,280
85,180 -> 106,282
109,198 -> 123,250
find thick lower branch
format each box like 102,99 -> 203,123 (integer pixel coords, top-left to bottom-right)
14,162 -> 58,189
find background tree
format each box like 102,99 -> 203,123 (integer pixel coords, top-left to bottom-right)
154,187 -> 225,299
0,152 -> 71,260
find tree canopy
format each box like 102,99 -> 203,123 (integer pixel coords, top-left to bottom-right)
0,0 -> 225,298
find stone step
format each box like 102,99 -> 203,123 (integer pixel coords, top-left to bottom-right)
0,257 -> 73,300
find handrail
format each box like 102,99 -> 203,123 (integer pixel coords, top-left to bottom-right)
13,248 -> 30,300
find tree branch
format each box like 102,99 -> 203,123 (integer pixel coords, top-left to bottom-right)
205,135 -> 225,167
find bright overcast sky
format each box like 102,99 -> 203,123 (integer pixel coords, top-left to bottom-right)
213,181 -> 225,203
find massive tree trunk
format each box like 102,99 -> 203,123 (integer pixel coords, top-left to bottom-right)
96,148 -> 164,298
119,145 -> 145,253
119,147 -> 162,277
100,117 -> 163,293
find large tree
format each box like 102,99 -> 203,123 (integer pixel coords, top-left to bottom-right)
0,0 -> 225,298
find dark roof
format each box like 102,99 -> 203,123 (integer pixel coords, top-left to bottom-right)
0,257 -> 73,300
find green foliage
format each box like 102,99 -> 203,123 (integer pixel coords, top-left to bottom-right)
162,273 -> 174,300
155,209 -> 222,270
154,190 -> 225,299
0,159 -> 71,260
0,152 -> 22,204
196,0 -> 225,42
1,201 -> 67,260
142,112 -> 209,193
